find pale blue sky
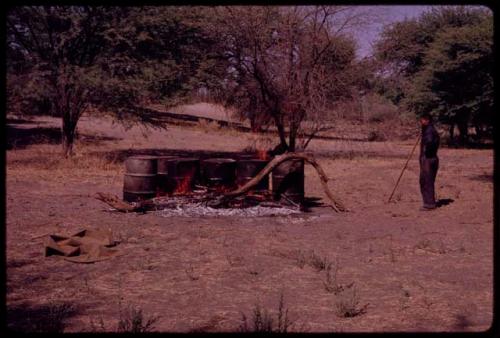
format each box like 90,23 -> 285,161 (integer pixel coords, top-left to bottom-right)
353,5 -> 432,58
353,5 -> 491,58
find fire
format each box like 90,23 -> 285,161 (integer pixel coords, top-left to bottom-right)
256,149 -> 269,160
173,171 -> 195,195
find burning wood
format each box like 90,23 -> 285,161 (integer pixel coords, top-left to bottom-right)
97,153 -> 345,215
209,152 -> 347,212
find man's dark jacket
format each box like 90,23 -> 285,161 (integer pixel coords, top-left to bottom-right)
420,123 -> 440,158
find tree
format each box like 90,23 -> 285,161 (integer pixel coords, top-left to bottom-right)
7,6 -> 216,156
208,6 -> 364,152
374,6 -> 493,143
407,15 -> 493,143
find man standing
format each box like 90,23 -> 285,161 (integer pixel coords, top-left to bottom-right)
419,113 -> 440,210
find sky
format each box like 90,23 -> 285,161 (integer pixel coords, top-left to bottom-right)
352,5 -> 432,59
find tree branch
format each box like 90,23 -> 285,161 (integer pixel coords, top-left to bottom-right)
209,152 -> 346,212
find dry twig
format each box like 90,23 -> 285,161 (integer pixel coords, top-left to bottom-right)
94,192 -> 154,213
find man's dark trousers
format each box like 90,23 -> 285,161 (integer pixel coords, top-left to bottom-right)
419,156 -> 438,208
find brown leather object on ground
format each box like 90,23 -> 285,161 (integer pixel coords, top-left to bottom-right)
45,229 -> 120,263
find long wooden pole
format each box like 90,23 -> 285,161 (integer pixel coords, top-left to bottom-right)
387,135 -> 421,203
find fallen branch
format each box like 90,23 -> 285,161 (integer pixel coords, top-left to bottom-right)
209,152 -> 346,212
94,192 -> 154,213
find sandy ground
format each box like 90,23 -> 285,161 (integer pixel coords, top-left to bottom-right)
6,112 -> 494,332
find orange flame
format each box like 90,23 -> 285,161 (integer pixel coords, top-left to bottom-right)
256,149 -> 268,160
174,170 -> 195,195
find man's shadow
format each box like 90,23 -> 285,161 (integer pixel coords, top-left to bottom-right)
436,198 -> 454,208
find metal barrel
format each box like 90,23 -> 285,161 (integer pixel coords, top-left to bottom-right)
157,156 -> 176,174
123,155 -> 158,202
236,159 -> 269,191
237,153 -> 258,160
156,156 -> 176,195
167,158 -> 200,193
201,158 -> 237,188
271,159 -> 305,203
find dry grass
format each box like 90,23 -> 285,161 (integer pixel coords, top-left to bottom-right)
334,284 -> 369,318
238,292 -> 295,333
7,143 -> 122,182
6,113 -> 494,332
308,251 -> 332,272
196,118 -> 221,133
323,262 -> 354,295
88,304 -> 160,333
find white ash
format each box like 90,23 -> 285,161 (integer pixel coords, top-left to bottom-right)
157,203 -> 301,217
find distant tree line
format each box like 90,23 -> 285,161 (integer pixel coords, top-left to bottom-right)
373,6 -> 493,145
7,6 -> 493,156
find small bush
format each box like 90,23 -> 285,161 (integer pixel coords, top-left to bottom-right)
323,264 -> 340,294
117,306 -> 160,333
239,304 -> 274,333
308,251 -> 332,272
239,292 -> 294,333
334,284 -> 368,318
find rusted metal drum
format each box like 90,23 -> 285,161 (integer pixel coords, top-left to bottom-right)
167,158 -> 200,193
156,156 -> 176,195
201,158 -> 237,188
236,159 -> 269,191
237,153 -> 257,160
272,159 -> 305,203
123,155 -> 158,202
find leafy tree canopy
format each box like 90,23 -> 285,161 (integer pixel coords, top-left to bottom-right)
7,6 -> 218,156
374,6 -> 493,143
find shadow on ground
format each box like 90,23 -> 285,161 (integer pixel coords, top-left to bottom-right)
7,124 -> 120,150
468,174 -> 493,182
443,141 -> 494,150
7,301 -> 80,333
437,198 -> 454,208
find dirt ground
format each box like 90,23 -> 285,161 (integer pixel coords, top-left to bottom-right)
6,110 -> 494,332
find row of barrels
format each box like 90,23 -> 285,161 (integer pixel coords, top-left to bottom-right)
123,155 -> 304,203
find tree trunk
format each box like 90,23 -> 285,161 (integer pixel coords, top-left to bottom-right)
273,113 -> 289,151
449,123 -> 455,146
457,120 -> 468,146
473,123 -> 483,142
62,125 -> 75,157
62,112 -> 77,158
455,109 -> 470,146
